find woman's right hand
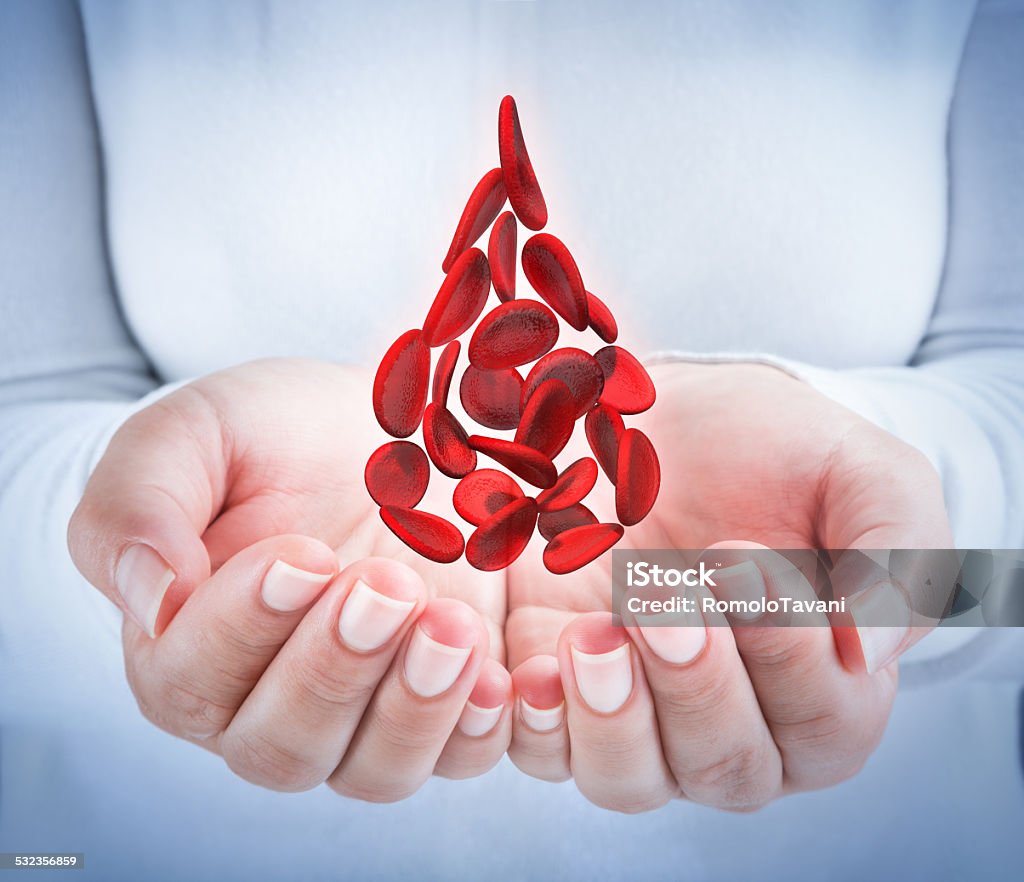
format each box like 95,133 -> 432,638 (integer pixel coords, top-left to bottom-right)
68,358 -> 511,799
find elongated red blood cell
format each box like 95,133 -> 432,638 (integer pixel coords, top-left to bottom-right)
469,300 -> 559,370
521,348 -> 604,420
380,506 -> 464,564
585,403 -> 625,482
521,234 -> 589,331
498,95 -> 547,231
586,291 -> 619,344
373,329 -> 431,438
595,346 -> 656,415
460,365 -> 523,430
453,468 -> 525,526
543,523 -> 625,575
488,210 -> 517,302
422,402 -> 477,478
467,435 -> 557,489
535,457 -> 598,513
537,503 -> 599,542
364,441 -> 430,508
466,497 -> 538,571
431,340 -> 460,408
514,378 -> 575,459
422,248 -> 491,347
442,169 -> 507,274
615,428 -> 661,526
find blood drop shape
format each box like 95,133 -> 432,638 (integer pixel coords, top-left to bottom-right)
467,435 -> 557,489
432,340 -> 460,408
586,291 -> 619,344
615,428 -> 661,526
535,457 -> 598,513
453,469 -> 525,526
364,441 -> 430,509
514,378 -> 575,459
521,348 -> 604,420
469,300 -> 559,370
585,403 -> 625,483
488,210 -> 517,302
422,248 -> 491,347
460,365 -> 523,430
442,168 -> 507,273
521,234 -> 589,331
542,522 -> 625,575
466,497 -> 538,571
595,346 -> 656,415
373,329 -> 431,438
423,402 -> 477,478
380,506 -> 465,564
537,503 -> 599,542
498,95 -> 548,231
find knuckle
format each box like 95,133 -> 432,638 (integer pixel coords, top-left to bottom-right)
284,655 -> 375,714
221,730 -> 322,792
683,743 -> 778,809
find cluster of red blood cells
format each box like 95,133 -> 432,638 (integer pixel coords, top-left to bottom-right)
365,96 -> 660,575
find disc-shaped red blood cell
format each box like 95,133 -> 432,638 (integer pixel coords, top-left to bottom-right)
514,378 -> 575,459
521,234 -> 589,331
364,441 -> 430,508
460,365 -> 523,431
537,503 -> 599,542
535,457 -> 598,513
498,95 -> 547,231
466,496 -> 538,571
488,210 -> 517,302
422,403 -> 477,478
442,169 -> 507,274
422,248 -> 491,347
453,468 -> 525,526
380,506 -> 465,564
373,329 -> 431,438
542,522 -> 625,575
585,403 -> 625,482
595,346 -> 656,415
615,428 -> 661,526
521,348 -> 604,420
586,291 -> 619,344
431,340 -> 460,408
467,435 -> 557,489
468,300 -> 559,370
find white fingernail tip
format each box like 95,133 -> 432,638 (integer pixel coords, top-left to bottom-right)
458,700 -> 503,737
851,582 -> 911,674
636,611 -> 707,665
338,579 -> 416,652
116,544 -> 176,638
261,561 -> 333,612
404,628 -> 472,697
713,560 -> 766,620
571,644 -> 633,714
520,699 -> 565,733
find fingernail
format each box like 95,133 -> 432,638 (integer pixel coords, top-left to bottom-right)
261,561 -> 333,612
713,560 -> 766,620
338,579 -> 416,651
637,610 -> 707,665
116,544 -> 176,638
520,699 -> 564,733
458,701 -> 503,737
404,628 -> 472,698
571,643 -> 633,714
851,581 -> 911,674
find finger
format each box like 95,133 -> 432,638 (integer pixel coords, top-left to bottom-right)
434,658 -> 513,780
557,614 -> 678,812
508,655 -> 570,782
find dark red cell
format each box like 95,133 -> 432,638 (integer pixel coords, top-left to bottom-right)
422,402 -> 477,478
422,247 -> 491,347
542,523 -> 625,575
380,506 -> 465,564
498,95 -> 548,231
468,300 -> 559,370
586,291 -> 619,344
442,168 -> 507,274
460,365 -> 524,431
373,329 -> 431,438
466,496 -> 538,571
521,234 -> 589,331
488,210 -> 517,302
537,503 -> 599,542
514,378 -> 575,459
364,441 -> 430,508
467,435 -> 557,489
535,457 -> 598,514
615,428 -> 661,526
595,346 -> 656,415
521,348 -> 604,420
431,340 -> 460,408
585,403 -> 625,482
453,468 -> 525,526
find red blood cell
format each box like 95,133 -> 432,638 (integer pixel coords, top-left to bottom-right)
488,210 -> 517,302
442,169 -> 507,274
460,365 -> 523,431
514,378 -> 575,459
585,403 -> 625,482
373,329 -> 431,438
364,441 -> 430,508
521,234 -> 589,331
535,457 -> 598,513
537,503 -> 599,542
615,428 -> 661,526
380,506 -> 465,564
521,348 -> 604,420
594,346 -> 656,415
422,248 -> 491,347
453,468 -> 525,526
586,291 -> 619,344
466,496 -> 538,571
468,300 -> 559,370
422,402 -> 477,479
543,523 -> 625,575
467,435 -> 557,489
431,340 -> 460,408
498,95 -> 548,231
